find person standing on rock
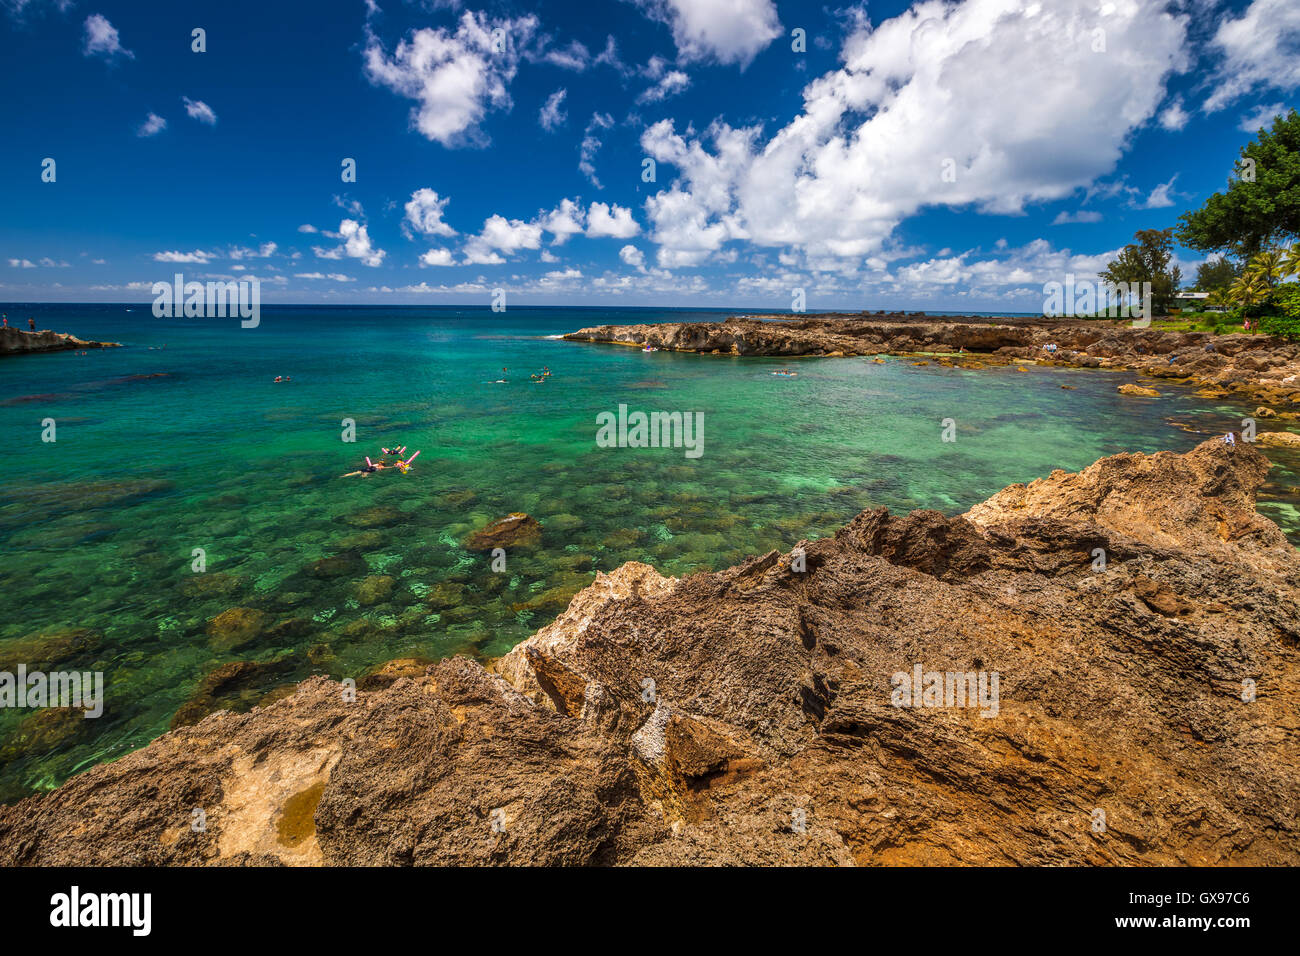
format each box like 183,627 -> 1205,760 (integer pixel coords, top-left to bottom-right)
28,317 -> 36,332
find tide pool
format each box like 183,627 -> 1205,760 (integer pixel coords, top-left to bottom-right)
1,304 -> 1297,800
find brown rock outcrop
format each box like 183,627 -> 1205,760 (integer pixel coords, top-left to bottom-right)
0,327 -> 120,356
565,316 -> 1300,408
1,438 -> 1297,866
1117,383 -> 1160,397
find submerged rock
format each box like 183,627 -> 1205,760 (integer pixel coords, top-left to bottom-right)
464,513 -> 543,551
342,506 -> 406,530
354,575 -> 395,606
435,489 -> 478,509
336,531 -> 385,552
0,626 -> 102,672
357,657 -> 434,691
181,572 -> 243,599
0,709 -> 91,763
205,607 -> 268,652
170,658 -> 294,729
307,551 -> 367,580
424,580 -> 467,609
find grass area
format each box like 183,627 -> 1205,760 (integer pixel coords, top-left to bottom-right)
1151,311 -> 1277,334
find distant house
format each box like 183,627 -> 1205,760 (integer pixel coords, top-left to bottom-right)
1171,291 -> 1223,312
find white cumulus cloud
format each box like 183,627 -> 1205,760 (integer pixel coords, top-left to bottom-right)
542,198 -> 586,244
419,248 -> 457,266
462,214 -> 543,264
586,201 -> 641,238
83,14 -> 133,60
539,88 -> 567,130
1052,210 -> 1103,225
153,250 -> 214,264
314,219 -> 386,267
639,0 -> 1188,269
363,11 -> 538,147
404,188 -> 457,237
1238,102 -> 1287,132
619,244 -> 647,272
633,0 -> 780,67
580,112 -> 614,188
182,97 -> 218,125
137,112 -> 166,137
637,68 -> 690,104
1203,0 -> 1300,113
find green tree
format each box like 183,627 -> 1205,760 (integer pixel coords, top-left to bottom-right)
1246,248 -> 1287,288
1176,109 -> 1300,258
1228,271 -> 1267,308
1283,243 -> 1300,280
1098,228 -> 1182,314
1193,255 -> 1240,291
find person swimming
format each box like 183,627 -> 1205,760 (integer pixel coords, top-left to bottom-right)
343,448 -> 419,477
342,456 -> 388,478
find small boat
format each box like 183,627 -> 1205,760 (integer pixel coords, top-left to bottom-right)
642,346 -> 659,352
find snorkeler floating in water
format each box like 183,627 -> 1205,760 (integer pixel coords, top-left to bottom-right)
342,456 -> 385,477
342,448 -> 421,478
772,368 -> 797,377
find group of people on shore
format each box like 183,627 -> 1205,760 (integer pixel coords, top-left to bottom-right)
1,314 -> 37,332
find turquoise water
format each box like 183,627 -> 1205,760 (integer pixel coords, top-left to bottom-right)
2,304 -> 1298,800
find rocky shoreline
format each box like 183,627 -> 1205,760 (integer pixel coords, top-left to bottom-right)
564,315 -> 1300,412
1,437 -> 1296,865
0,327 -> 120,356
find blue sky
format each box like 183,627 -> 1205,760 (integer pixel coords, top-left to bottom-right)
1,0 -> 1297,310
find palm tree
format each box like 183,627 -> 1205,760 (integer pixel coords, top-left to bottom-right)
1246,248 -> 1287,288
1282,244 -> 1300,281
1229,272 -> 1268,307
